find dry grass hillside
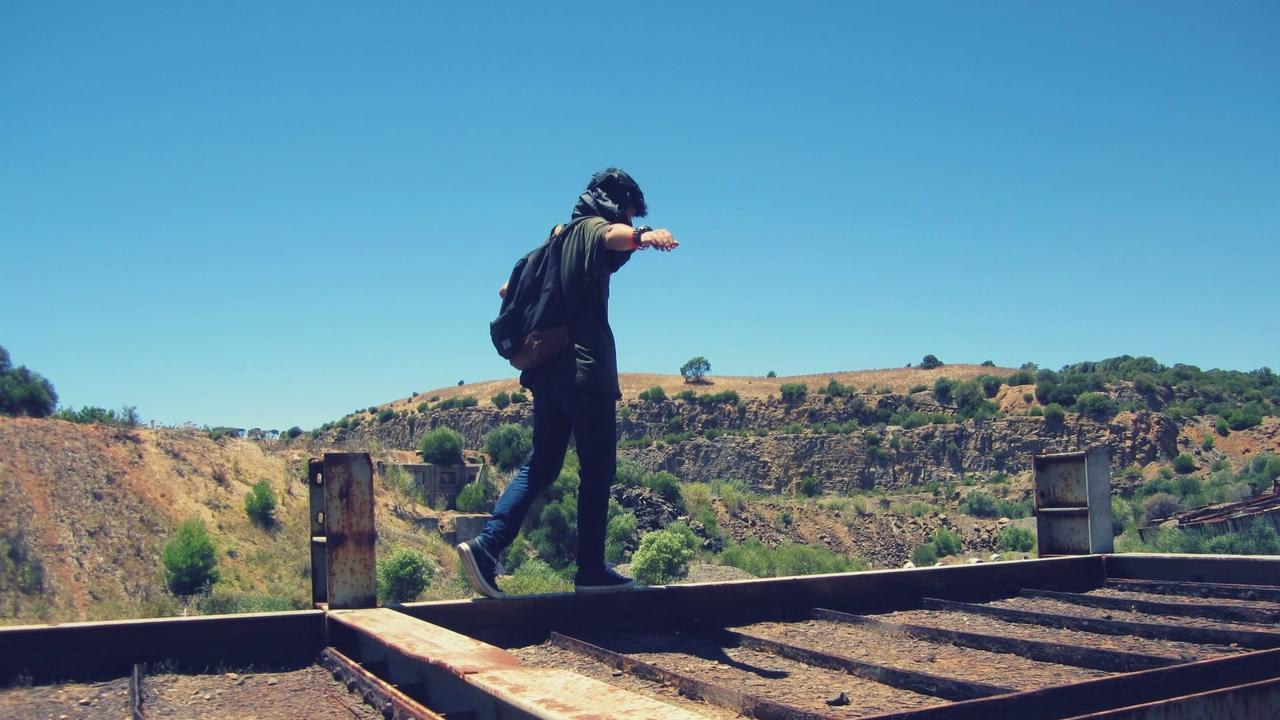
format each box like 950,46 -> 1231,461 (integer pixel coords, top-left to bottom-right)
0,418 -> 462,626
392,364 -> 1009,411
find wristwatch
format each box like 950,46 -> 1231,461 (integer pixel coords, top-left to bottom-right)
631,225 -> 652,250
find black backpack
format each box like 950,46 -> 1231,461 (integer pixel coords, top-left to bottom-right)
489,219 -> 585,370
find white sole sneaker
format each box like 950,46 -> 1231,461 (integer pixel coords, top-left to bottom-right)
456,542 -> 506,599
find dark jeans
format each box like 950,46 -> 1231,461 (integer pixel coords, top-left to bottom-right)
474,378 -> 616,573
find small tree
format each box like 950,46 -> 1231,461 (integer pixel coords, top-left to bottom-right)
163,519 -> 219,596
932,377 -> 955,404
766,370 -> 777,378
484,424 -> 532,472
244,480 -> 277,527
377,547 -> 434,603
632,525 -> 697,585
680,356 -> 711,384
920,354 -> 943,370
419,427 -> 464,465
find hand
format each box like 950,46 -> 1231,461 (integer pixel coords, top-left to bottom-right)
640,228 -> 679,252
498,281 -> 509,298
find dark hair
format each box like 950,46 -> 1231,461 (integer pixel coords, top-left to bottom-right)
587,168 -> 647,217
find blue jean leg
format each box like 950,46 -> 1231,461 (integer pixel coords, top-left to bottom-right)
570,391 -> 617,573
474,382 -> 572,561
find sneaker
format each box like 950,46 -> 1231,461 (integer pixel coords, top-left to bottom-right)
456,540 -> 506,599
574,565 -> 635,594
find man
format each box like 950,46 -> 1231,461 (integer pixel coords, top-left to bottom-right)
457,168 -> 678,598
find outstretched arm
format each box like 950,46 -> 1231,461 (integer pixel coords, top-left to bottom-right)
603,224 -> 680,252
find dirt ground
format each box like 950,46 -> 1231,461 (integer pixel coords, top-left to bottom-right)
0,666 -> 382,720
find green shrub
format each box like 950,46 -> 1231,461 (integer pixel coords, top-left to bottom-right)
960,491 -> 997,517
1074,392 -> 1118,419
377,547 -> 435,603
997,526 -> 1036,552
1173,454 -> 1196,475
1226,405 -> 1263,430
720,538 -> 862,577
1143,492 -> 1182,524
932,377 -> 955,404
377,409 -> 396,423
484,424 -> 532,472
1216,417 -> 1230,436
632,524 -> 698,585
697,390 -> 740,406
954,381 -> 998,420
798,475 -> 822,497
1043,403 -> 1066,428
418,427 -> 464,465
912,543 -> 938,566
605,504 -> 638,564
502,535 -> 533,575
674,389 -> 697,402
642,471 -> 684,510
638,386 -> 667,402
920,354 -> 943,370
500,559 -> 573,595
822,379 -> 854,397
680,356 -> 711,384
244,480 -> 277,527
906,501 -> 934,517
163,519 -> 219,596
1006,369 -> 1035,386
767,370 -> 777,378
1201,435 -> 1215,451
491,392 -> 511,409
283,426 -> 303,440
780,383 -> 807,405
510,391 -> 528,404
932,527 -> 961,557
198,592 -> 301,615
0,347 -> 58,418
437,395 -> 478,410
908,384 -> 928,394
977,375 -> 1003,398
455,477 -> 498,512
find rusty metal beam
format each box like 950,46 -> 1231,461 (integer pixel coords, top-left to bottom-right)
323,453 -> 377,609
0,610 -> 324,684
1103,553 -> 1280,586
813,608 -> 1174,672
712,626 -> 1014,701
850,647 -> 1280,720
1105,577 -> 1280,603
1022,588 -> 1280,625
319,647 -> 445,720
548,631 -> 838,720
1060,675 -> 1280,719
922,597 -> 1280,650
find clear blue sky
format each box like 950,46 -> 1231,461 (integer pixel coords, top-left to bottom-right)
2,2 -> 1276,431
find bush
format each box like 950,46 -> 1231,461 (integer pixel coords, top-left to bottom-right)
908,384 -> 928,394
283,426 -> 303,440
720,538 -> 863,577
638,386 -> 666,402
932,377 -> 955,404
419,427 -> 464,465
632,524 -> 698,585
1143,492 -> 1182,524
510,391 -> 528,404
484,424 -> 532,472
766,370 -> 777,378
437,395 -> 478,410
1201,435 -> 1215,451
1216,417 -> 1231,436
244,480 -> 277,527
822,379 -> 854,397
491,392 -> 511,409
912,544 -> 938,566
0,347 -> 58,418
932,527 -> 961,557
1172,454 -> 1196,475
1043,403 -> 1066,428
920,354 -> 943,370
998,526 -> 1036,552
1074,392 -> 1118,419
377,409 -> 396,423
455,477 -> 498,512
163,519 -> 219,596
502,534 -> 533,575
798,475 -> 822,497
697,390 -> 740,406
1226,405 -> 1263,430
680,356 -> 711,384
377,547 -> 434,603
780,383 -> 807,405
1006,369 -> 1035,386
605,504 -> 638,564
960,491 -> 998,517
977,375 -> 1003,398
642,471 -> 684,510
501,559 -> 573,595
